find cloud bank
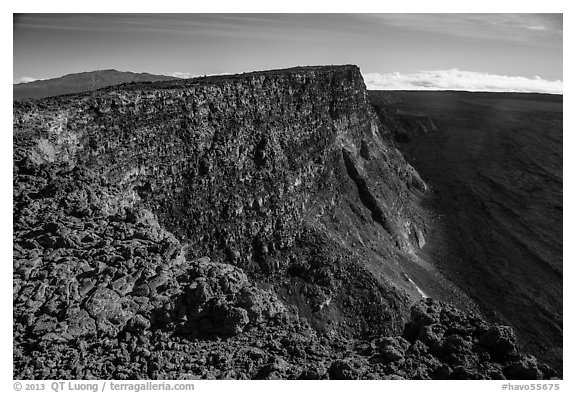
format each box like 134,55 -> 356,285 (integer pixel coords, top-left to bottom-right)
168,72 -> 198,79
13,76 -> 41,84
167,71 -> 234,79
363,69 -> 562,94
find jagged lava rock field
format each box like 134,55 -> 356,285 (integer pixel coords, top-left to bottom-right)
13,65 -> 560,379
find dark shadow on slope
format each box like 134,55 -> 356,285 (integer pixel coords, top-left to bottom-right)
369,90 -> 563,375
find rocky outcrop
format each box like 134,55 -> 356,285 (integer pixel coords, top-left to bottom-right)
13,161 -> 290,378
13,65 -> 554,379
323,299 -> 557,380
14,65 -> 430,339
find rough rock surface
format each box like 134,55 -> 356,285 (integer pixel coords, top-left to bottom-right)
13,65 -> 554,379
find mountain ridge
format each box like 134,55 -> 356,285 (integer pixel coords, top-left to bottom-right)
13,69 -> 178,101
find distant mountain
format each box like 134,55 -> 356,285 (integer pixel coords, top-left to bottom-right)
13,69 -> 178,101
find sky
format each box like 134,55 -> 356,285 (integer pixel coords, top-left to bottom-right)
13,13 -> 563,93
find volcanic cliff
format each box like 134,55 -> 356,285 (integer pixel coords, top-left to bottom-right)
13,65 -> 555,379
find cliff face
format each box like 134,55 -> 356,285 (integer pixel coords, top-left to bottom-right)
368,91 -> 438,143
14,65 -> 430,336
13,65 -> 555,379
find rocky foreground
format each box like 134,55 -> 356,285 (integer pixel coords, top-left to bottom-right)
13,65 -> 557,379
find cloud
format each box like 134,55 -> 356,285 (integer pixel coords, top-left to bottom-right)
167,71 -> 232,79
363,69 -> 562,94
168,72 -> 198,79
525,25 -> 547,31
13,76 -> 40,84
358,14 -> 562,44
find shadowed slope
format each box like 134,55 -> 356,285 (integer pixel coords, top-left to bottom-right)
369,90 -> 563,373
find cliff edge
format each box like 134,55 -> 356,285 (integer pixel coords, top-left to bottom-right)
13,65 -> 555,379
